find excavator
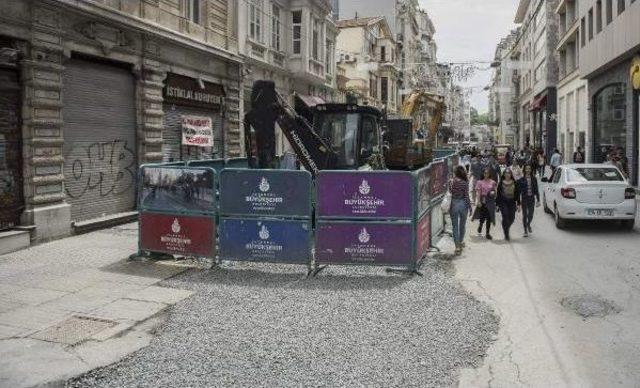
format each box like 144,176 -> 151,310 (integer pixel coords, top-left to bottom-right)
384,90 -> 446,170
244,80 -> 385,175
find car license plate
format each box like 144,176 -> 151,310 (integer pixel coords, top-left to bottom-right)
587,209 -> 614,216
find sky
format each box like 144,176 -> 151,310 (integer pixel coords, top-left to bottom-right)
420,0 -> 519,113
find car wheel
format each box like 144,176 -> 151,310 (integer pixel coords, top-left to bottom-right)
543,194 -> 553,214
554,204 -> 567,230
621,219 -> 635,231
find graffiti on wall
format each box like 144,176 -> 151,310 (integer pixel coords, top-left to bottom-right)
65,139 -> 136,199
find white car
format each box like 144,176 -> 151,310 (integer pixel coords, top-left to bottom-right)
541,164 -> 637,230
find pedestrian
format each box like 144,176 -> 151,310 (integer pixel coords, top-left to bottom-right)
473,167 -> 497,240
469,155 -> 483,202
573,146 -> 585,163
537,151 -> 546,177
550,148 -> 562,176
449,166 -> 472,255
488,156 -> 501,182
517,164 -> 540,237
497,168 -> 520,241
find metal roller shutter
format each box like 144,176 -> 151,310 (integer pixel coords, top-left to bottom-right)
62,58 -> 137,222
0,68 -> 23,230
162,104 -> 223,162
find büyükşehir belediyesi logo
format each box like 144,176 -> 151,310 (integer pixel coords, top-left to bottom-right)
259,177 -> 270,192
358,227 -> 371,244
259,225 -> 270,240
359,179 -> 371,195
171,218 -> 181,234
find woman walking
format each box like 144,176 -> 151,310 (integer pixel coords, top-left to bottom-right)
497,168 -> 519,241
449,166 -> 472,255
537,151 -> 546,177
517,164 -> 540,237
473,167 -> 497,240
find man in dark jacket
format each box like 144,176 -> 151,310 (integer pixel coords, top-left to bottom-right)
517,164 -> 540,237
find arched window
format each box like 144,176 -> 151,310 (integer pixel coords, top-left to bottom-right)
593,83 -> 626,164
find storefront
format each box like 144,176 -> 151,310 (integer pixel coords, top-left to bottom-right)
62,56 -> 138,222
589,58 -> 639,186
162,73 -> 226,162
530,88 -> 557,157
0,38 -> 23,230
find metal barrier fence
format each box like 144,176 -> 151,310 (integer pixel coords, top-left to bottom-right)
135,154 -> 458,274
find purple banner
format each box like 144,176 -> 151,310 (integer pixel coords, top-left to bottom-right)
316,221 -> 413,266
317,172 -> 413,219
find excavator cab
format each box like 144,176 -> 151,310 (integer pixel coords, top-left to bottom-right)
313,104 -> 383,170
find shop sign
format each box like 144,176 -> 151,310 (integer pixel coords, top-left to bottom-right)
219,169 -> 312,218
315,221 -> 413,266
219,218 -> 311,263
163,73 -> 224,110
140,213 -> 216,258
317,172 -> 413,219
182,116 -> 213,147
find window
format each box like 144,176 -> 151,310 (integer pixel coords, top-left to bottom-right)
381,77 -> 388,103
596,0 -> 603,33
292,11 -> 302,54
249,0 -> 262,42
606,0 -> 613,23
311,18 -> 320,60
588,8 -> 594,40
593,83 -> 627,163
325,40 -> 333,75
581,17 -> 586,47
618,0 -> 626,14
567,167 -> 624,182
317,113 -> 358,167
271,4 -> 281,51
380,46 -> 386,62
186,0 -> 200,24
360,115 -> 378,159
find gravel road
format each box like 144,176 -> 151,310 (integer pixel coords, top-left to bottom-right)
68,259 -> 498,387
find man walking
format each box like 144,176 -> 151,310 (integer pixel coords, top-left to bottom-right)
470,155 -> 483,202
573,146 -> 585,163
517,165 -> 540,237
550,148 -> 562,176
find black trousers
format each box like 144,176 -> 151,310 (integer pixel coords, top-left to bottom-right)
499,200 -> 517,236
478,205 -> 492,235
522,197 -> 536,230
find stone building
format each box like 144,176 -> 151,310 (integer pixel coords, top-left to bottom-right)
577,0 -> 639,185
514,0 -> 560,155
0,0 -> 242,244
489,29 -> 521,146
238,0 -> 337,156
335,16 -> 400,113
556,0 -> 589,163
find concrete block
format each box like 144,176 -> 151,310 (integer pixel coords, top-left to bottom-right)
1,287 -> 67,306
0,230 -> 30,255
0,306 -> 70,331
22,203 -> 71,242
0,324 -> 33,340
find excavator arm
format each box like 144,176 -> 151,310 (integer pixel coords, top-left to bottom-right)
244,81 -> 337,175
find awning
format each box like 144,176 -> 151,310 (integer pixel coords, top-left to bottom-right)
529,94 -> 548,111
295,94 -> 326,109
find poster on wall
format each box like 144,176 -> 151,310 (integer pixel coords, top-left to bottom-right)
182,116 -> 213,147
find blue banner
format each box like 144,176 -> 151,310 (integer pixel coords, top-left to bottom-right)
219,169 -> 312,218
219,218 -> 311,263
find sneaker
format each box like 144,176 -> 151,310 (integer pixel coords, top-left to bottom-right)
524,231 -> 529,237
460,242 -> 466,248
505,234 -> 510,241
486,234 -> 493,240
477,225 -> 482,234
528,226 -> 533,234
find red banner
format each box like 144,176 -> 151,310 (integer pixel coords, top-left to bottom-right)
140,213 -> 215,257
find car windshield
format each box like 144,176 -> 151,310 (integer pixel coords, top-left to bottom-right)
316,113 -> 358,168
566,167 -> 624,182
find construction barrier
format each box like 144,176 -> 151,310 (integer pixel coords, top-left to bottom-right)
137,164 -> 217,259
218,169 -> 313,266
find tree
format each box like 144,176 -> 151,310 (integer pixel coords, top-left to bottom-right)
470,107 -> 490,126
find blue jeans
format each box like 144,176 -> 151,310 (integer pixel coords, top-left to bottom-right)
451,199 -> 469,246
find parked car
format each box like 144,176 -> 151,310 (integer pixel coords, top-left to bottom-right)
541,164 -> 637,230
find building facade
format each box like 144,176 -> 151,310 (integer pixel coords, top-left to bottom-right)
0,0 -> 242,240
515,0 -> 560,156
577,0 -> 639,185
335,16 -> 400,113
490,29 -> 521,146
238,0 -> 337,156
556,0 -> 589,163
